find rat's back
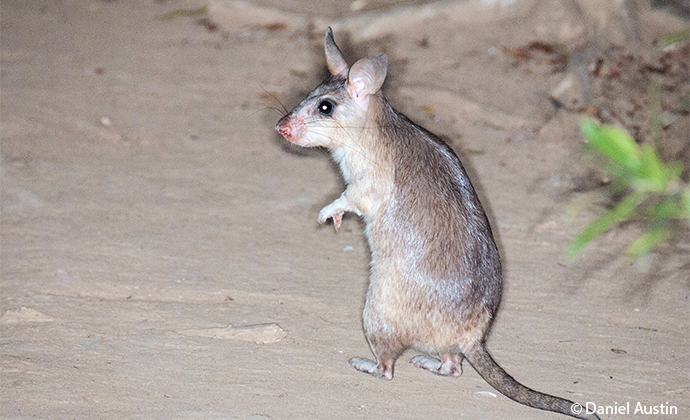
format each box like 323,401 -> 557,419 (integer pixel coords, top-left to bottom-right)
363,101 -> 503,354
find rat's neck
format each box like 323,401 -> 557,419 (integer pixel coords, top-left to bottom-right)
330,92 -> 394,186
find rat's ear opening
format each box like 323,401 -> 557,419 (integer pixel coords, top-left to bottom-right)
347,53 -> 388,102
325,27 -> 349,77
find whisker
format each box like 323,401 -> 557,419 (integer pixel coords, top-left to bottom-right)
256,82 -> 289,114
249,106 -> 286,119
266,106 -> 288,116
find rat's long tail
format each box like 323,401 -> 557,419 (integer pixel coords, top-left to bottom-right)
464,344 -> 600,420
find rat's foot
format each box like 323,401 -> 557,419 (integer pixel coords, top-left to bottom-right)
317,201 -> 348,232
410,355 -> 442,372
318,194 -> 361,232
349,357 -> 394,380
318,204 -> 345,231
410,354 -> 463,377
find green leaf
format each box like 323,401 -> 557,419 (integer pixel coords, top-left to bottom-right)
656,28 -> 690,49
683,190 -> 690,218
652,195 -> 685,220
566,193 -> 643,258
637,145 -> 667,191
580,120 -> 642,173
626,227 -> 672,258
158,6 -> 207,21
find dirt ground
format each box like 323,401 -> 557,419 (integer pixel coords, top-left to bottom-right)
2,1 -> 688,419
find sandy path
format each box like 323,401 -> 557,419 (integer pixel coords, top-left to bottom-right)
2,1 -> 688,419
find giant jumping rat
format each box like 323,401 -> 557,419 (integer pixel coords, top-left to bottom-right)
276,28 -> 600,420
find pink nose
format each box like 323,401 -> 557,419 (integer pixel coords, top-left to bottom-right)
276,115 -> 292,139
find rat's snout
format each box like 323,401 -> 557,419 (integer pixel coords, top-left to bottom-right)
276,114 -> 292,138
276,114 -> 308,146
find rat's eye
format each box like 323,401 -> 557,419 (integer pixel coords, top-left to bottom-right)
318,100 -> 334,116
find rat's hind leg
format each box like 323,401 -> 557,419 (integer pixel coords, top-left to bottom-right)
349,334 -> 406,380
410,353 -> 464,377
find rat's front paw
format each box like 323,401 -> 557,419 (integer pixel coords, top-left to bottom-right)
318,206 -> 344,231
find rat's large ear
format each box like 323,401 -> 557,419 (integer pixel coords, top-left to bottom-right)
325,27 -> 348,77
347,53 -> 388,102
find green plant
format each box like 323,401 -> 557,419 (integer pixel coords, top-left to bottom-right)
655,28 -> 690,49
158,6 -> 207,21
567,120 -> 690,259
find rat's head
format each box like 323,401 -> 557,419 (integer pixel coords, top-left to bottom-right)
276,27 -> 388,149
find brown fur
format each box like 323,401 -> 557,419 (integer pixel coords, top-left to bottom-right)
358,93 -> 500,360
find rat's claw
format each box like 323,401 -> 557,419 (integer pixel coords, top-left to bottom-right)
318,196 -> 351,232
317,210 -> 343,232
333,212 -> 343,231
